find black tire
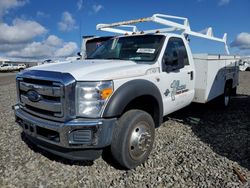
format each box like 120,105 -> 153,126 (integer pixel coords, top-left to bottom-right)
219,82 -> 232,107
231,87 -> 237,96
111,110 -> 155,169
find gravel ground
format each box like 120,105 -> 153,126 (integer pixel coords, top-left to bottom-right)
0,72 -> 16,86
0,72 -> 249,188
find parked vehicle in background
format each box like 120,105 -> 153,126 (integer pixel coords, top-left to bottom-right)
17,64 -> 26,71
13,14 -> 239,169
0,63 -> 26,72
0,63 -> 12,72
239,59 -> 250,71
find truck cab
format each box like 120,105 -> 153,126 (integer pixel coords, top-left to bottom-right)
13,14 -> 238,169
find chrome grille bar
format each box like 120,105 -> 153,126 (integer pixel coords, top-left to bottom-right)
20,95 -> 62,112
19,82 -> 62,97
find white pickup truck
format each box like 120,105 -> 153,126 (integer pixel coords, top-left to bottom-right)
13,14 -> 239,169
0,63 -> 26,72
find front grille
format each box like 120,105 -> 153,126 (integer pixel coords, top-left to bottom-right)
18,78 -> 64,121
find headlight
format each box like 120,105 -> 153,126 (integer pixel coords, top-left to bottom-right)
76,81 -> 113,118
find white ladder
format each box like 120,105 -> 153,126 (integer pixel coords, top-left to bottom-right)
96,14 -> 229,54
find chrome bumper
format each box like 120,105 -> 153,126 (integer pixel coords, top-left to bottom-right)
13,105 -> 116,149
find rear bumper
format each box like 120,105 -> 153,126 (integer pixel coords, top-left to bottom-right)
13,104 -> 116,160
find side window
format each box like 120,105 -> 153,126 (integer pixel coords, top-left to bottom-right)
162,37 -> 189,72
178,39 -> 189,66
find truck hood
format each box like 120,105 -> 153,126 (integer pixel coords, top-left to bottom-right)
29,59 -> 153,81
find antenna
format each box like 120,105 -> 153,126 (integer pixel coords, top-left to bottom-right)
96,13 -> 230,55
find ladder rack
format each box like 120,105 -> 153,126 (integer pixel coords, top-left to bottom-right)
96,14 -> 230,54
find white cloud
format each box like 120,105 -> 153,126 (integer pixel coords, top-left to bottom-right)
197,0 -> 231,6
36,11 -> 49,18
0,0 -> 28,18
218,0 -> 230,6
5,35 -> 78,58
0,2 -> 78,59
92,4 -> 103,13
45,35 -> 63,46
54,42 -> 78,57
231,32 -> 250,50
0,18 -> 47,44
58,11 -> 77,32
77,0 -> 83,11
7,41 -> 54,57
0,43 -> 25,52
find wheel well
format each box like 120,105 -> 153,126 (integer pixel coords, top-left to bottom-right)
226,79 -> 233,88
122,95 -> 161,127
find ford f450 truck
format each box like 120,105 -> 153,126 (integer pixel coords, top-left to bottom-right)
13,14 -> 239,169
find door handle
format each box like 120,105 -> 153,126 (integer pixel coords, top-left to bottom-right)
188,71 -> 194,80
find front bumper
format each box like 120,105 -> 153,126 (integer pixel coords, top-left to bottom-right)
13,105 -> 116,160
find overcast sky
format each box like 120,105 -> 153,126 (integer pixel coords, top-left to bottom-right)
0,0 -> 249,59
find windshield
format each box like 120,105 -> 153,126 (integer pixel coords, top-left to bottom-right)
88,35 -> 165,64
85,37 -> 112,57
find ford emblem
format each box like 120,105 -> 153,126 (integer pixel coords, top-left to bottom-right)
27,90 -> 41,102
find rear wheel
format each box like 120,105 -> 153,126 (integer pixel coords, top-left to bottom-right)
220,82 -> 232,107
111,110 -> 155,169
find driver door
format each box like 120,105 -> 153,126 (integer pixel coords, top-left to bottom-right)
159,37 -> 195,115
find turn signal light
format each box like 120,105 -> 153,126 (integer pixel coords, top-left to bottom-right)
101,88 -> 113,100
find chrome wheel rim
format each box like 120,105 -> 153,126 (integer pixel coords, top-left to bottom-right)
129,122 -> 152,160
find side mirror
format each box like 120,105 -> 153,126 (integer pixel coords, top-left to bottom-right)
162,56 -> 173,72
174,59 -> 184,70
162,55 -> 183,72
77,52 -> 82,57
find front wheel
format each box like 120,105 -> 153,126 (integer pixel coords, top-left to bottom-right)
111,110 -> 155,169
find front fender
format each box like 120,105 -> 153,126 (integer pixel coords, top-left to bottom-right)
103,79 -> 163,123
